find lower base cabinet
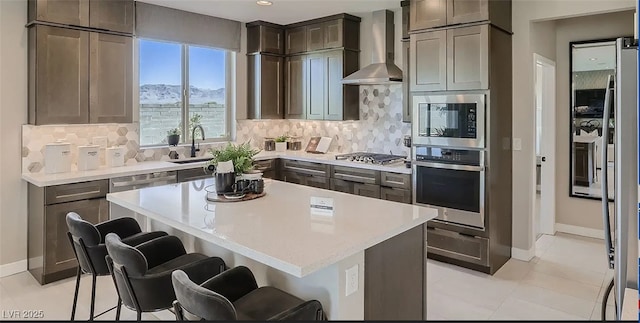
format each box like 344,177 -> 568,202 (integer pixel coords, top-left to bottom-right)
28,180 -> 109,284
380,187 -> 412,204
278,159 -> 411,203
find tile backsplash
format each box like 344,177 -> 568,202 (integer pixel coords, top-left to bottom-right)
22,84 -> 410,173
236,84 -> 411,155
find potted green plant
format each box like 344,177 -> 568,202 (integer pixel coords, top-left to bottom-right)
274,135 -> 288,152
205,142 -> 261,176
167,128 -> 180,146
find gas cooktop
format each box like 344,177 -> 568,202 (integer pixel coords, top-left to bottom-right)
335,152 -> 407,165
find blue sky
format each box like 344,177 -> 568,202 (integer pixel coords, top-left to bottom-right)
139,39 -> 226,90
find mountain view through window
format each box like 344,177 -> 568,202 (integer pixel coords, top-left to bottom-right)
139,39 -> 228,146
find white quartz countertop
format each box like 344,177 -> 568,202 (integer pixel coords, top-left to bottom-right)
23,150 -> 411,187
107,178 -> 436,278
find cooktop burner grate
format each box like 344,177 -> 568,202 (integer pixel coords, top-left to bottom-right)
335,152 -> 407,165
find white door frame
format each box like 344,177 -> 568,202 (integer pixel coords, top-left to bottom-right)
532,53 -> 557,237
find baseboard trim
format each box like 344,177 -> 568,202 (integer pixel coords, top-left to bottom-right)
555,223 -> 604,240
0,259 -> 27,278
512,247 -> 535,261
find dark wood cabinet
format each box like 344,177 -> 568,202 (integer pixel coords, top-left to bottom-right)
380,187 -> 412,204
410,30 -> 446,92
446,24 -> 488,90
29,180 -> 109,284
306,23 -> 325,51
285,26 -> 307,54
29,25 -> 133,125
89,0 -> 134,34
446,0 -> 488,25
402,41 -> 411,122
285,55 -> 307,119
89,33 -> 133,123
30,25 -> 89,125
306,50 -> 359,121
409,0 -> 511,33
29,0 -> 89,27
247,54 -> 284,119
29,0 -> 135,34
306,53 -> 326,120
354,183 -> 381,199
410,0 -> 447,31
247,22 -> 285,55
276,159 -> 412,202
247,14 -> 360,121
323,20 -> 343,49
410,24 -> 488,92
44,199 -> 108,277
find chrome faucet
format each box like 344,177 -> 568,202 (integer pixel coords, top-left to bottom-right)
190,125 -> 205,157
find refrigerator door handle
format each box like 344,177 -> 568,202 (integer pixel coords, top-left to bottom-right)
600,74 -> 614,270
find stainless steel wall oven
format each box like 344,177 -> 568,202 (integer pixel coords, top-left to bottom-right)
413,146 -> 485,229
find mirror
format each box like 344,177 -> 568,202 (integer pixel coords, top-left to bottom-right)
569,39 -> 616,200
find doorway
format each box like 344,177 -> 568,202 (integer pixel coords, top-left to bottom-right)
533,53 -> 557,239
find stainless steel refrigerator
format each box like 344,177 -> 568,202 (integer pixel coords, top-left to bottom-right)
601,37 -> 638,320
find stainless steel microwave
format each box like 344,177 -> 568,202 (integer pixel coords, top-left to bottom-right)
412,93 -> 486,148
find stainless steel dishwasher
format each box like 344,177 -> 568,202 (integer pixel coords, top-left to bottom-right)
109,171 -> 177,230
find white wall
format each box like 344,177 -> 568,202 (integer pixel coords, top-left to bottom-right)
555,10 -> 635,231
0,0 -> 28,270
512,0 -> 635,257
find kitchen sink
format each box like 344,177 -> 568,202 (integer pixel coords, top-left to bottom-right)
170,158 -> 210,164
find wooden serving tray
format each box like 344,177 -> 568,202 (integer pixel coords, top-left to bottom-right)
205,192 -> 266,203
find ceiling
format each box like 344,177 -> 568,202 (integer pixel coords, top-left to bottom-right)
572,43 -> 616,72
136,0 -> 401,24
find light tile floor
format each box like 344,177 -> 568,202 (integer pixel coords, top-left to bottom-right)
427,233 -> 616,320
0,233 -> 615,321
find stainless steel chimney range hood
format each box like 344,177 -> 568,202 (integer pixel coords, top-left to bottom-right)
342,10 -> 403,85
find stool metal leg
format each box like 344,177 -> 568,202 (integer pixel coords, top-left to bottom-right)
89,273 -> 97,320
70,266 -> 81,320
136,311 -> 141,321
115,298 -> 122,321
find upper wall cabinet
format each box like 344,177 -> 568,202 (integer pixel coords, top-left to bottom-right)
247,54 -> 284,119
285,27 -> 307,54
29,25 -> 133,125
410,0 -> 446,31
29,0 -> 89,26
410,24 -> 488,92
89,33 -> 133,123
28,0 -> 135,34
409,0 -> 511,33
287,15 -> 360,54
247,22 -> 285,55
29,25 -> 89,124
88,0 -> 134,34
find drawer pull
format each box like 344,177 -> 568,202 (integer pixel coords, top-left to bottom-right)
55,190 -> 102,200
284,166 -> 326,175
334,173 -> 375,184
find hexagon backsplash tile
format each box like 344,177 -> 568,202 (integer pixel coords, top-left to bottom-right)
22,85 -> 410,173
236,84 -> 410,155
22,124 -> 141,173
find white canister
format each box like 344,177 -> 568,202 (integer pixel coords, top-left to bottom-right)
44,141 -> 72,174
106,146 -> 125,167
77,145 -> 100,171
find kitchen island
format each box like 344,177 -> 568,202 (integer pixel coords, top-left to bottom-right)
107,178 -> 437,320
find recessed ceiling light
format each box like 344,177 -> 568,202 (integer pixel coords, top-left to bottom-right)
589,58 -> 598,61
256,0 -> 273,5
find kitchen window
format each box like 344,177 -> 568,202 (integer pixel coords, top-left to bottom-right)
138,39 -> 232,146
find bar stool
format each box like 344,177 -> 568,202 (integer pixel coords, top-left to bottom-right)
105,233 -> 226,321
171,267 -> 326,321
66,212 -> 168,320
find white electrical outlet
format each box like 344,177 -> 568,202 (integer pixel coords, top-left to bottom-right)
345,264 -> 359,296
513,138 -> 522,151
92,136 -> 108,149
